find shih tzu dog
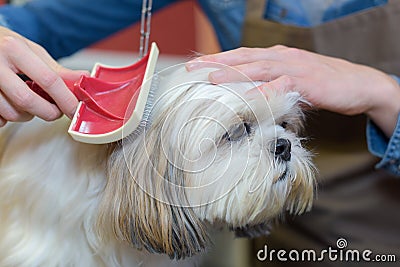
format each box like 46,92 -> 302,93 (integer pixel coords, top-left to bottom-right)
0,65 -> 315,267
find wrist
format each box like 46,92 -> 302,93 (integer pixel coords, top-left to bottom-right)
366,74 -> 400,137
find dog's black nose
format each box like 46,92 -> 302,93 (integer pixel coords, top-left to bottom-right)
275,138 -> 291,161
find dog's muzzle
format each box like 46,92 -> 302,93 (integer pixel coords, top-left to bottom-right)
274,138 -> 291,162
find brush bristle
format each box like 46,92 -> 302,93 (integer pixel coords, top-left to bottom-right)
127,74 -> 159,139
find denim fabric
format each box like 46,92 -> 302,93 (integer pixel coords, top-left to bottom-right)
0,0 -> 177,59
264,0 -> 388,27
0,0 -> 245,59
367,114 -> 400,177
197,0 -> 245,51
0,0 -> 386,57
366,75 -> 400,176
0,14 -> 8,28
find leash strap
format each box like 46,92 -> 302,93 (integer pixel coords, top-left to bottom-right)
139,0 -> 153,58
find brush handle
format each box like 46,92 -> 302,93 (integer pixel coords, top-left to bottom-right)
21,73 -> 126,120
19,74 -> 76,104
26,80 -> 57,104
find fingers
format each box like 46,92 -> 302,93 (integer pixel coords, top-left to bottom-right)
0,89 -> 33,122
186,46 -> 313,89
27,39 -> 90,81
207,60 -> 289,84
0,28 -> 88,126
0,67 -> 62,122
245,76 -> 300,100
0,116 -> 6,127
186,46 -> 287,71
4,36 -> 78,118
260,76 -> 297,93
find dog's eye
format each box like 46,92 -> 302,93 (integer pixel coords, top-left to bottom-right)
222,122 -> 252,142
280,121 -> 288,129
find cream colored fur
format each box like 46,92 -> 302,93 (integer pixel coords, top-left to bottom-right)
0,66 -> 315,267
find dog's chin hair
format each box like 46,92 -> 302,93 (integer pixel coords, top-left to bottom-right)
229,150 -> 315,239
190,157 -> 315,230
285,152 -> 316,215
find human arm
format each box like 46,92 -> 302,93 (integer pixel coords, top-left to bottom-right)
186,46 -> 400,138
186,46 -> 400,176
366,75 -> 400,176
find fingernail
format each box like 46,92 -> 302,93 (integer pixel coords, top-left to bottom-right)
79,70 -> 90,76
71,101 -> 79,118
245,87 -> 261,97
67,109 -> 76,119
185,61 -> 201,71
245,87 -> 268,99
65,98 -> 79,119
209,70 -> 225,84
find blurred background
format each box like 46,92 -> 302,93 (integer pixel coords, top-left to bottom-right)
2,0 -> 221,70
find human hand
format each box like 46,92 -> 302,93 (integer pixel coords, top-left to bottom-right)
0,26 -> 89,127
186,45 -> 400,137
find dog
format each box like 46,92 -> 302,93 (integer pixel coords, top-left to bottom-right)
0,65 -> 315,267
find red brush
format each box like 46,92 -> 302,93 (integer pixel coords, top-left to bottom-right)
25,42 -> 159,144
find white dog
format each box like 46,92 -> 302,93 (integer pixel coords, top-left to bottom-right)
0,66 -> 315,267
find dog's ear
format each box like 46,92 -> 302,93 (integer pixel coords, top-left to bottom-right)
97,130 -> 210,259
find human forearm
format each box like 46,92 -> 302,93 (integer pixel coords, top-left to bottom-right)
365,76 -> 400,138
365,74 -> 400,137
186,46 -> 400,138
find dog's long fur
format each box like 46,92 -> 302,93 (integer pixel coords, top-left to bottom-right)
0,66 -> 315,267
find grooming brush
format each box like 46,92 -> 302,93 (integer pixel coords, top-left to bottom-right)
24,0 -> 157,144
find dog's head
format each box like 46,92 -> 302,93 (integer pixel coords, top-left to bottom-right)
96,66 -> 315,259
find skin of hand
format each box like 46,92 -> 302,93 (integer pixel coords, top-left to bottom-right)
186,45 -> 400,137
0,26 -> 89,127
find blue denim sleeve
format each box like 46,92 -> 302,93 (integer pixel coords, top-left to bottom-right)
366,75 -> 400,177
197,0 -> 246,51
264,0 -> 388,27
0,0 -> 175,59
0,13 -> 9,28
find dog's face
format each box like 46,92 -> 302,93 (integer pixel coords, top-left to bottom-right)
97,66 -> 315,259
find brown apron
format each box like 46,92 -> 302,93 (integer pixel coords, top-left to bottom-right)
242,1 -> 400,266
243,0 -> 400,76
